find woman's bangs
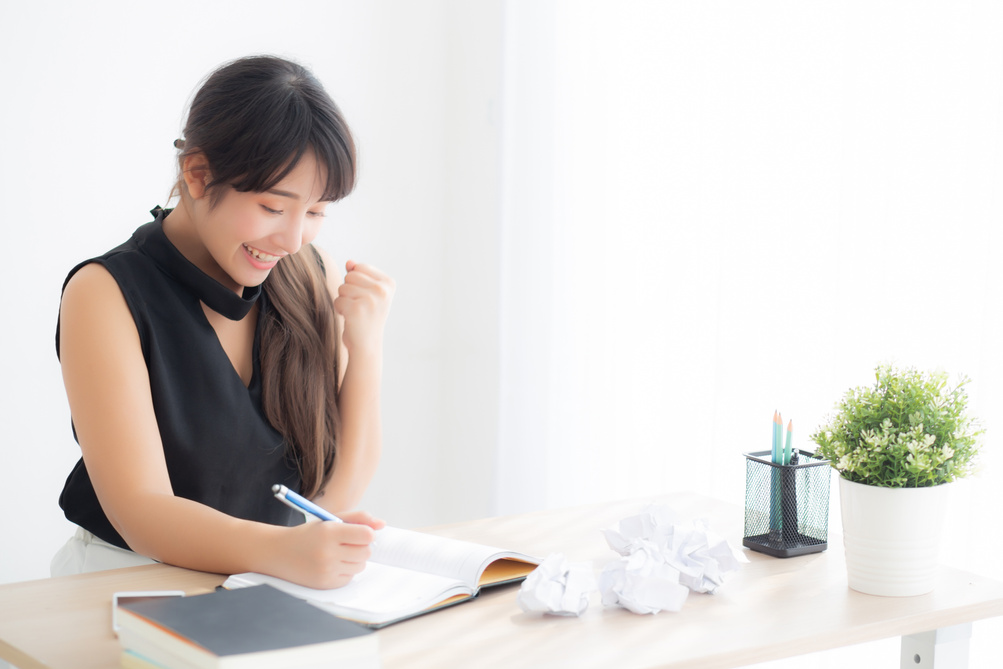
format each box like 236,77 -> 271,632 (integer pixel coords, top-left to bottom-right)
212,86 -> 355,202
312,122 -> 356,203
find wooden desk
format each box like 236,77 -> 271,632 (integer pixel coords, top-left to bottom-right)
3,493 -> 1002,668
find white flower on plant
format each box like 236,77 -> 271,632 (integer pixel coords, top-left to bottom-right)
810,365 -> 981,487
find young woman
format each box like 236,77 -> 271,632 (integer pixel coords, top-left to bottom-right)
51,56 -> 393,589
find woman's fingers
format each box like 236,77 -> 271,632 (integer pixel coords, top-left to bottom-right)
332,260 -> 395,354
338,509 -> 386,530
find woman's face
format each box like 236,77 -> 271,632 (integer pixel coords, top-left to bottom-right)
196,151 -> 331,292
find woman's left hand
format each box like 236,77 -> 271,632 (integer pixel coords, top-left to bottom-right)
333,260 -> 395,356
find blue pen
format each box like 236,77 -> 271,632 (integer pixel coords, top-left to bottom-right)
272,484 -> 343,523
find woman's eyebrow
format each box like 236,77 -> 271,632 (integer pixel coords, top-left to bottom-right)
267,188 -> 335,205
266,188 -> 300,200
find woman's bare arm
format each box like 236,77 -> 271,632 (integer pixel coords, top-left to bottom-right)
311,246 -> 394,513
59,263 -> 379,588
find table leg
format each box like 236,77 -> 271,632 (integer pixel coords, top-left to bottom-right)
900,623 -> 972,668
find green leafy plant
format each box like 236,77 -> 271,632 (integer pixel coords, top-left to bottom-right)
811,364 -> 983,488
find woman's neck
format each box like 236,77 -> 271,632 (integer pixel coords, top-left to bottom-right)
161,203 -> 242,295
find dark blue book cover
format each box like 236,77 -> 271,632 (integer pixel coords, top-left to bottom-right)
119,584 -> 376,659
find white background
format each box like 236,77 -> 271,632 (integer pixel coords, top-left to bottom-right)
2,2 -> 1002,667
0,0 -> 508,582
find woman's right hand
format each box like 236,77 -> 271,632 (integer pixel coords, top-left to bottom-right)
273,511 -> 385,589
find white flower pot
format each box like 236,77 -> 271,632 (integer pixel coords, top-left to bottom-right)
838,477 -> 951,597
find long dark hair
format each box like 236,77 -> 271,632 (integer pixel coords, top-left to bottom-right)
176,55 -> 356,498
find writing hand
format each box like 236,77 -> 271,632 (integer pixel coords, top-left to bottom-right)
277,510 -> 385,589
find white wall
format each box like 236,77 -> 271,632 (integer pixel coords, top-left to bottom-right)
0,0 -> 504,585
497,3 -> 1003,666
499,0 -> 1003,549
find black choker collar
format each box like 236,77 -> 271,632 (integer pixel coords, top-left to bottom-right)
138,206 -> 262,321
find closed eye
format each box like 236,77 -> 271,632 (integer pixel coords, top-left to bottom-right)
261,205 -> 283,215
308,211 -> 328,218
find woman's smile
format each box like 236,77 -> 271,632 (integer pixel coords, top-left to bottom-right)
242,243 -> 283,270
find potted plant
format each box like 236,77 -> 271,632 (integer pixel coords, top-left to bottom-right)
811,364 -> 982,596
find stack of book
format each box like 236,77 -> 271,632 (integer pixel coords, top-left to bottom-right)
116,584 -> 378,668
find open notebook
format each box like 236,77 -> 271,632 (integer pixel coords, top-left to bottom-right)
224,526 -> 539,628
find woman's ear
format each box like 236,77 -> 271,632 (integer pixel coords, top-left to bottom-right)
181,152 -> 212,200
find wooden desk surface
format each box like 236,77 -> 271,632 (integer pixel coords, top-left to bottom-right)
3,492 -> 1003,669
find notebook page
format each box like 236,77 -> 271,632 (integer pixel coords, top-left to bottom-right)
224,562 -> 467,624
371,527 -> 514,587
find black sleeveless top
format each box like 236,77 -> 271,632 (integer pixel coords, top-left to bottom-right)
56,207 -> 303,550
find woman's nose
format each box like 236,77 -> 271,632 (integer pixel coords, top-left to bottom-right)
274,215 -> 306,255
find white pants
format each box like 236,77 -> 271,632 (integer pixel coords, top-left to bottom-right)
50,526 -> 158,577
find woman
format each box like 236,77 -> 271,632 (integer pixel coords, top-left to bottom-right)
51,55 -> 393,589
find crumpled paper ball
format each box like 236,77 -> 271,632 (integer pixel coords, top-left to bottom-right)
598,546 -> 690,614
598,504 -> 747,614
517,553 -> 597,616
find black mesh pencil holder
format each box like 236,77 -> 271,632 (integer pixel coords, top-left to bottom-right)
743,450 -> 831,558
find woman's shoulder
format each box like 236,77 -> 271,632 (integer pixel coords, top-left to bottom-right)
63,261 -> 118,296
56,220 -> 158,357
61,219 -> 158,293
60,246 -> 144,314
58,260 -> 138,360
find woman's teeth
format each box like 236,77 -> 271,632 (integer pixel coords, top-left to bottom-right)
244,245 -> 280,262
